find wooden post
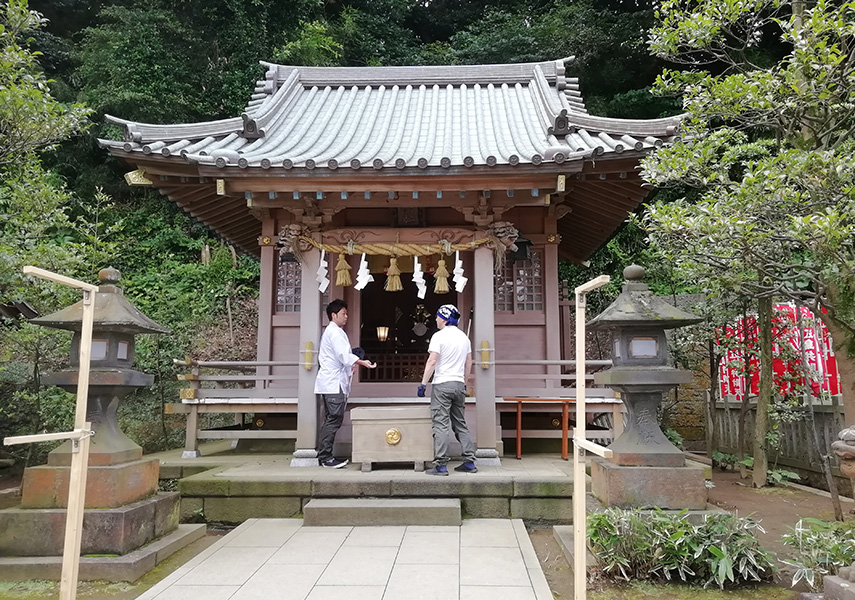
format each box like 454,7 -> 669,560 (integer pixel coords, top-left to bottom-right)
293,248 -> 322,464
543,241 -> 561,389
256,219 -> 277,386
183,362 -> 201,458
5,267 -> 99,600
572,275 -> 611,600
473,245 -> 497,455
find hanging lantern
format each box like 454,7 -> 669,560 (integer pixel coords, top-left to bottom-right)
335,254 -> 352,287
385,257 -> 403,292
434,259 -> 450,294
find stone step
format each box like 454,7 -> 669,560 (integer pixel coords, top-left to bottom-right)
303,498 -> 461,526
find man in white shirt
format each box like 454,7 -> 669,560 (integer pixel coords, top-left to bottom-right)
315,299 -> 376,468
418,304 -> 477,475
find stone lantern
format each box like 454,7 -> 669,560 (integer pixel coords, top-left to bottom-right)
29,266 -> 168,467
587,265 -> 707,509
0,268 -> 203,581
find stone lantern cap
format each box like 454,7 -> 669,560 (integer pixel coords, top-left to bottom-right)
587,265 -> 702,330
30,267 -> 168,335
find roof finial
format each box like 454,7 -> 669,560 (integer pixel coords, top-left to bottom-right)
623,264 -> 644,281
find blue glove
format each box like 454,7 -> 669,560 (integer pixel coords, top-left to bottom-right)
417,384 -> 426,398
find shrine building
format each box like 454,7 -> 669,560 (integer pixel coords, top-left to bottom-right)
98,58 -> 680,464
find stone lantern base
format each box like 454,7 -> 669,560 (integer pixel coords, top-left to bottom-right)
590,457 -> 707,510
19,457 -> 159,509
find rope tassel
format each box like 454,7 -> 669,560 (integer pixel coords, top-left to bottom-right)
434,259 -> 450,294
385,257 -> 403,292
335,254 -> 352,287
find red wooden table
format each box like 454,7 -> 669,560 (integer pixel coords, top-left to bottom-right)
502,397 -> 624,460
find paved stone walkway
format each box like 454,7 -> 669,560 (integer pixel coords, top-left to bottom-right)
136,518 -> 552,600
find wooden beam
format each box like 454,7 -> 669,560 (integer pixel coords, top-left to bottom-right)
208,173 -> 566,194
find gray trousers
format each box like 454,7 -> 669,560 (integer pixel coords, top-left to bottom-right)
317,393 -> 347,461
430,381 -> 476,465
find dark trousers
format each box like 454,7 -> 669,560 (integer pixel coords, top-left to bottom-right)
317,393 -> 347,461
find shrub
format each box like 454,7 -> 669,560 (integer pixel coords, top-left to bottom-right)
588,508 -> 776,589
711,450 -> 738,471
781,518 -> 855,591
664,428 -> 684,449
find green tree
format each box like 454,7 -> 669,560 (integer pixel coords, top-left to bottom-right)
641,0 -> 855,483
0,0 -> 98,465
0,0 -> 89,167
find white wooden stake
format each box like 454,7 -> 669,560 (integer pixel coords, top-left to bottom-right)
573,275 -> 611,600
8,267 -> 99,600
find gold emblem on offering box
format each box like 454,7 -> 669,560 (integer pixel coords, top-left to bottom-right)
385,428 -> 402,445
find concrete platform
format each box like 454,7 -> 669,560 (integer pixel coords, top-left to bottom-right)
155,442 -> 587,523
136,518 -> 553,600
304,498 -> 462,526
0,523 -> 206,582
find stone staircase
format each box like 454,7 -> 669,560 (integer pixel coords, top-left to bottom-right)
303,498 -> 462,526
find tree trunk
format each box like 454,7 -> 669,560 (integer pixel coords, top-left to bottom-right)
707,339 -> 719,454
752,297 -> 772,488
738,308 -> 753,479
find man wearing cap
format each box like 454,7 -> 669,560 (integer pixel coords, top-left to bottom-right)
418,304 -> 477,475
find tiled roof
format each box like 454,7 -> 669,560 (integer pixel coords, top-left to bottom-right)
100,59 -> 680,171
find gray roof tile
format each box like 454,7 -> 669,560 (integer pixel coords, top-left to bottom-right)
100,59 -> 680,172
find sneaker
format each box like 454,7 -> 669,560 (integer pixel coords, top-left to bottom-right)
426,465 -> 449,476
454,462 -> 478,473
321,457 -> 348,469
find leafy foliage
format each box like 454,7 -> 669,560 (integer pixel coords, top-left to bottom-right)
641,0 -> 855,427
781,518 -> 855,591
711,450 -> 738,470
0,0 -> 90,166
588,508 -> 776,588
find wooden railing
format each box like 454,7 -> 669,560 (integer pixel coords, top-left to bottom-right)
168,358 -> 302,457
169,357 -> 624,458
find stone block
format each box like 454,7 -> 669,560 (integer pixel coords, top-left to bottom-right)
390,477 -> 512,497
513,477 -> 575,497
553,525 -> 597,568
154,491 -> 180,537
590,458 -> 707,510
179,497 -> 204,522
20,458 -> 159,508
825,575 -> 855,600
0,523 -> 205,582
461,497 -> 510,518
158,465 -> 183,479
511,497 -> 573,522
203,496 -> 302,523
0,492 -> 179,556
313,478 -> 391,497
229,478 -> 312,497
685,459 -> 713,479
178,469 -> 231,496
303,498 -> 461,526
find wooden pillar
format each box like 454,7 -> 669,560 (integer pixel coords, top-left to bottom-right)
473,245 -> 501,464
543,240 -> 561,389
256,218 -> 277,385
291,247 -> 323,466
